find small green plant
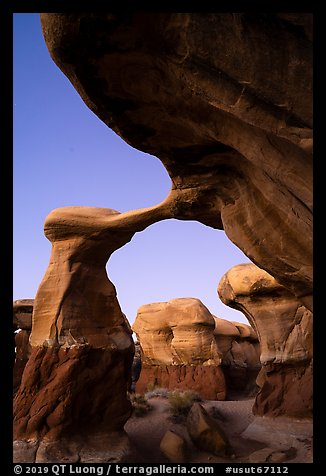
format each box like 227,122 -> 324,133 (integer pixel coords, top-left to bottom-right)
128,392 -> 153,417
168,389 -> 202,422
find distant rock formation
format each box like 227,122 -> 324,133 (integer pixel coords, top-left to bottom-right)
133,298 -> 260,399
13,299 -> 33,393
213,317 -> 260,392
218,263 -> 312,418
133,299 -> 222,367
130,341 -> 142,393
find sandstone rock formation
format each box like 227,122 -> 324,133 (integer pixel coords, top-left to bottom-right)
160,430 -> 188,463
40,13 -> 312,313
133,298 -> 225,400
133,299 -> 222,367
13,299 -> 33,393
130,341 -> 142,393
13,204 -> 178,463
213,316 -> 260,392
218,263 -> 312,418
38,12 -> 312,421
133,298 -> 260,398
14,15 -> 312,460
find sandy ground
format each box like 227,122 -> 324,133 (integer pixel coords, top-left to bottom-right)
125,396 -> 313,464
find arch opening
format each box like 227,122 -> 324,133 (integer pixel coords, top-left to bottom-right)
108,218 -> 253,327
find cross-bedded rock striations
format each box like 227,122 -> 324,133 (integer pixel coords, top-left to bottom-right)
40,13 -> 313,311
218,263 -> 312,418
133,298 -> 260,399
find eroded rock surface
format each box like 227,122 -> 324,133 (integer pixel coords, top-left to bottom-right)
213,316 -> 260,392
133,299 -> 222,367
218,263 -> 312,417
40,13 -> 312,311
160,430 -> 188,463
133,298 -> 260,398
186,403 -> 230,456
14,14 -> 313,460
13,203 -> 176,462
13,299 -> 33,393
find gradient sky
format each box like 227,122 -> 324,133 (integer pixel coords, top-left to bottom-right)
13,13 -> 252,326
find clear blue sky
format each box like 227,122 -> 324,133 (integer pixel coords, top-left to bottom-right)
13,13 -> 251,325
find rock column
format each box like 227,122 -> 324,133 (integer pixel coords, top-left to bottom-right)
13,202 -> 173,463
218,263 -> 312,418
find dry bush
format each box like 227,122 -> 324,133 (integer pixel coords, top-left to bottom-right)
128,392 -> 153,417
168,389 -> 202,422
145,387 -> 169,399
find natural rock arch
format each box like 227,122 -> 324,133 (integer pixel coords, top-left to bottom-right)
39,12 -> 312,310
14,13 -> 312,462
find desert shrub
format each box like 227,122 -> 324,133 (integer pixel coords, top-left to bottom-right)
168,389 -> 202,422
145,387 -> 169,399
128,392 -> 153,417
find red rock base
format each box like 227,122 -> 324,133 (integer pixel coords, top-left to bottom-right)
14,330 -> 31,393
136,364 -> 226,400
253,361 -> 313,418
223,365 -> 260,393
14,345 -> 133,442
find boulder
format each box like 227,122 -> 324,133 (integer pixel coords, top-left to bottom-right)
160,430 -> 188,463
186,403 -> 229,456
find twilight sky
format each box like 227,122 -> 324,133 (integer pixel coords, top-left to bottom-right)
13,13 -> 252,326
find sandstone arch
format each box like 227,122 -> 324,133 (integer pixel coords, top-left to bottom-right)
14,13 -> 312,462
40,12 -> 312,310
